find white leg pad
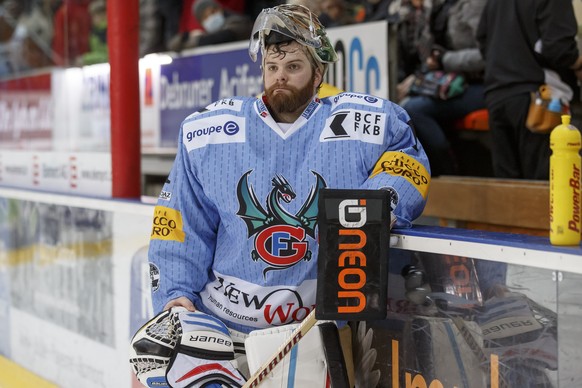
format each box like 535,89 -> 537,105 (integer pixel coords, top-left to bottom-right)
245,323 -> 329,388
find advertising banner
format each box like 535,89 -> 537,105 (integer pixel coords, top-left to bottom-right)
52,65 -> 111,152
0,73 -> 53,151
0,151 -> 112,196
325,20 -> 389,99
139,60 -> 162,150
159,46 -> 263,147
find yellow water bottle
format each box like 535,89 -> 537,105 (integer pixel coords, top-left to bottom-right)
550,115 -> 581,245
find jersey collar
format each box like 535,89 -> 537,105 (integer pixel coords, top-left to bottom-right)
254,95 -> 321,139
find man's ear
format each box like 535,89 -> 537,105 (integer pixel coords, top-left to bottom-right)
313,67 -> 323,90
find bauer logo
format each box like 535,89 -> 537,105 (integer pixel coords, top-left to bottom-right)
183,115 -> 245,151
316,189 -> 389,320
151,206 -> 185,242
187,335 -> 232,349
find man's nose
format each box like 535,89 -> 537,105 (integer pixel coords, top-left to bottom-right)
275,68 -> 288,82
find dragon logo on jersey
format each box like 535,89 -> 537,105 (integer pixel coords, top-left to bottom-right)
236,170 -> 327,276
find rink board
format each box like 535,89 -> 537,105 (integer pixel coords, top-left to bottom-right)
0,187 -> 581,387
0,188 -> 153,388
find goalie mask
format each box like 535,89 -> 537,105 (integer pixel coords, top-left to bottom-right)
248,4 -> 338,65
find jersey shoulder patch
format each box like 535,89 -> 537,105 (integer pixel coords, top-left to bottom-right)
328,92 -> 384,110
182,113 -> 246,151
203,98 -> 245,113
320,109 -> 386,145
183,97 -> 248,121
181,98 -> 253,151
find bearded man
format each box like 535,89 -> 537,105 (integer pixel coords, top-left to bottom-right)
133,4 -> 431,387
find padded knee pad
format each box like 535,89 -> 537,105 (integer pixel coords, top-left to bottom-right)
166,311 -> 246,388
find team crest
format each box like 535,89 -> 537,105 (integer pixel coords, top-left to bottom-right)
236,170 -> 327,276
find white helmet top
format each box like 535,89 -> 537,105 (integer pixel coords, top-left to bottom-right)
249,4 -> 338,64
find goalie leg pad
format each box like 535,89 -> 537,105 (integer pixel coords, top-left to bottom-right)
244,323 -> 331,388
229,328 -> 250,379
166,311 -> 246,387
167,353 -> 246,387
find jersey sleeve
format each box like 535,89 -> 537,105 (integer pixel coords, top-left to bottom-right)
360,101 -> 431,228
148,123 -> 220,314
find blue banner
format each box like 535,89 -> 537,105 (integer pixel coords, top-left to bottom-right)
159,48 -> 263,147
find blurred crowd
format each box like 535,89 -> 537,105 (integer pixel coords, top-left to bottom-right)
0,0 -> 432,78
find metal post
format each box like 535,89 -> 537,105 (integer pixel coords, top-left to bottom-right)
108,0 -> 141,198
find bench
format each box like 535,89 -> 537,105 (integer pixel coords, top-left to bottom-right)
423,176 -> 549,236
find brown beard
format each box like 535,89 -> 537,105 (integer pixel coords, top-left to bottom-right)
265,74 -> 316,116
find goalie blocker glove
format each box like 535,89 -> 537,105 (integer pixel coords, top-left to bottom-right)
166,310 -> 246,388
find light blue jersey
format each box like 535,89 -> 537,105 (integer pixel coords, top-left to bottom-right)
148,92 -> 431,333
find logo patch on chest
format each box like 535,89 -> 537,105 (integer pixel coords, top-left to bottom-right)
236,170 -> 327,277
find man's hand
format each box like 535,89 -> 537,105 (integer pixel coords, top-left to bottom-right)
164,296 -> 196,312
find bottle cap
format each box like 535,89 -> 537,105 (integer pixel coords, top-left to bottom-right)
551,114 -> 581,149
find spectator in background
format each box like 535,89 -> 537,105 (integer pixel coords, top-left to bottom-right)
169,0 -> 252,51
77,0 -> 107,65
318,0 -> 357,27
361,0 -> 391,22
245,0 -> 284,21
286,0 -> 321,17
401,0 -> 486,176
139,0 -> 164,56
52,0 -> 91,66
155,0 -> 183,53
477,0 -> 582,180
0,1 -> 20,76
178,0 -> 247,40
3,0 -> 55,74
390,0 -> 429,84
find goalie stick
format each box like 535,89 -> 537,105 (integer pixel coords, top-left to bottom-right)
242,310 -> 351,388
320,322 -> 351,388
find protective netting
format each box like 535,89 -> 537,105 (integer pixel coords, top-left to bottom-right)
145,310 -> 182,346
130,356 -> 170,376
